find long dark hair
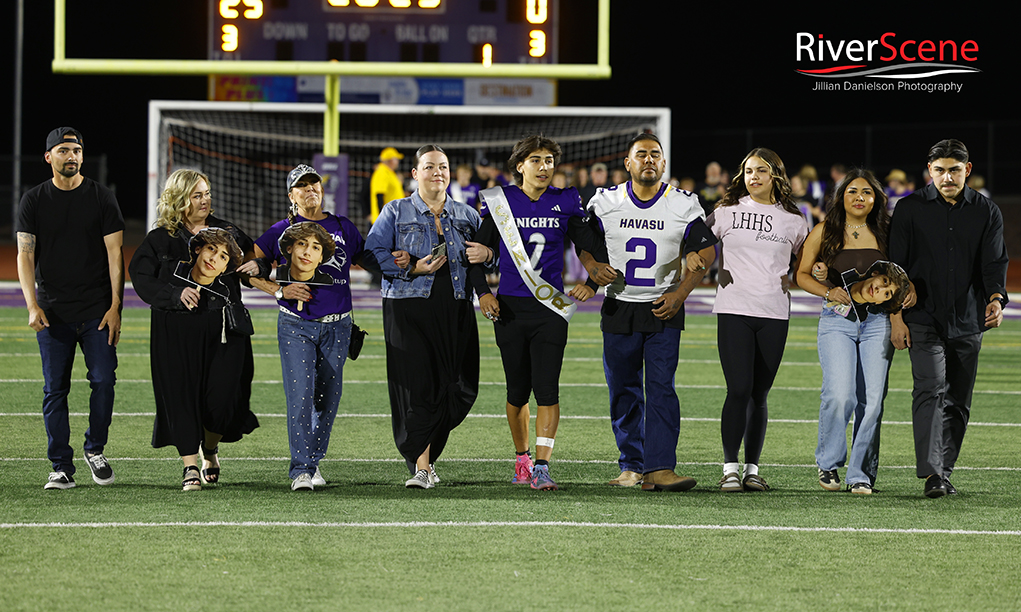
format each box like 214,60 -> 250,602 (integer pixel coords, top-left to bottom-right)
819,169 -> 890,266
716,147 -> 800,215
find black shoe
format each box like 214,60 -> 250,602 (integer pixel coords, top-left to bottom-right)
818,468 -> 840,491
44,471 -> 76,490
84,451 -> 115,485
924,474 -> 946,498
849,482 -> 873,495
944,477 -> 958,495
200,445 -> 220,484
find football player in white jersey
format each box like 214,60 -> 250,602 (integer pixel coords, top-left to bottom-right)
580,133 -> 716,491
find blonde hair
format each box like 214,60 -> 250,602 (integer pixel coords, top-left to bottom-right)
155,169 -> 212,235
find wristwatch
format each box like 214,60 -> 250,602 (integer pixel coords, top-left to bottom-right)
274,287 -> 284,300
990,296 -> 1006,307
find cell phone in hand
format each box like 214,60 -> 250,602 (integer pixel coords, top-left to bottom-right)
431,241 -> 447,260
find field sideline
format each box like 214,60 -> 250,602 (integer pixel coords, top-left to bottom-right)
2,296 -> 1020,611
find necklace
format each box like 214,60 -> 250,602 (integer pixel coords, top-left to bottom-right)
846,221 -> 867,240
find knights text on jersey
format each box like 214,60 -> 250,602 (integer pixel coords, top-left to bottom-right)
587,182 -> 705,303
479,185 -> 585,297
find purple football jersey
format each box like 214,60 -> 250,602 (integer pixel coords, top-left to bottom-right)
480,185 -> 585,297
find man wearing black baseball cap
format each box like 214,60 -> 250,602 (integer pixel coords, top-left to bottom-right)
16,127 -> 125,490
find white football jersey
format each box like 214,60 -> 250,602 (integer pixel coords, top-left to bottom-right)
587,181 -> 705,303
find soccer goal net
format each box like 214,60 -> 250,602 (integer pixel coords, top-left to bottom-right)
148,101 -> 670,239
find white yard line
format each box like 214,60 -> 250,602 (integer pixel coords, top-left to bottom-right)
1,519 -> 1017,536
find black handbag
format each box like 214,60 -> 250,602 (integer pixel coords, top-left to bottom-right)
224,301 -> 255,336
348,321 -> 367,360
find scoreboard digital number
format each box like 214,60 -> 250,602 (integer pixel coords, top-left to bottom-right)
209,0 -> 559,66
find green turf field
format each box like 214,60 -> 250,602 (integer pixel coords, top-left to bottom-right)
2,306 -> 1019,611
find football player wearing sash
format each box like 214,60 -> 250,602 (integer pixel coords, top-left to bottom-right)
579,133 -> 716,492
468,134 -> 604,491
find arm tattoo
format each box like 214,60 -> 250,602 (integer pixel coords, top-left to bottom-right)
16,232 -> 36,254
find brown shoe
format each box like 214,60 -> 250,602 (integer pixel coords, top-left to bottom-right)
608,471 -> 643,487
640,469 -> 697,492
742,473 -> 770,492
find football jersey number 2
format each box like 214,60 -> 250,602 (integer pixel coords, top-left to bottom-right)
528,232 -> 545,274
625,237 -> 656,287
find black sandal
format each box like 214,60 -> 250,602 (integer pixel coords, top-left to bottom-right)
201,445 -> 220,484
182,465 -> 202,491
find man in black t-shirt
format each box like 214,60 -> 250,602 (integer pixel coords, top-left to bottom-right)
16,127 -> 125,490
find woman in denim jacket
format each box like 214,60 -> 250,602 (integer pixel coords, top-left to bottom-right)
366,145 -> 490,489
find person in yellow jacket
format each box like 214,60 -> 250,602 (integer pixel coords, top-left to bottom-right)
370,147 -> 406,224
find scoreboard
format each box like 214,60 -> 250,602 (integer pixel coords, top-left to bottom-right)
209,0 -> 560,66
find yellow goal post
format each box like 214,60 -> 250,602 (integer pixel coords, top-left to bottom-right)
51,0 -> 612,155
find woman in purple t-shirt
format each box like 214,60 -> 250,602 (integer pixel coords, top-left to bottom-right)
241,164 -> 370,492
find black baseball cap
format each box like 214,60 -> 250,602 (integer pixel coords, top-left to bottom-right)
287,164 -> 321,191
45,127 -> 84,153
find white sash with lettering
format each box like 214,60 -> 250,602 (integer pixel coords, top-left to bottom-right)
481,186 -> 577,322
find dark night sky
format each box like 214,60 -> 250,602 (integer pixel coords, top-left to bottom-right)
3,1 -> 1017,224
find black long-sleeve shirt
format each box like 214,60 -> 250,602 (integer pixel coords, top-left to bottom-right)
888,183 -> 1008,338
129,217 -> 253,312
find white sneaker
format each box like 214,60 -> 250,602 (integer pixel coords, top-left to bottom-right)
311,467 -> 326,487
405,469 -> 433,489
429,463 -> 440,484
291,473 -> 314,491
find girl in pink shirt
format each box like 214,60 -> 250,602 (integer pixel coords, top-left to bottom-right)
693,148 -> 808,492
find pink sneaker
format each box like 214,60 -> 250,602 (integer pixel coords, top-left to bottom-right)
512,454 -> 533,484
530,464 -> 559,491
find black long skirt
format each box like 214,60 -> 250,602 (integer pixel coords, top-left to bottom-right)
149,308 -> 259,456
383,269 -> 479,470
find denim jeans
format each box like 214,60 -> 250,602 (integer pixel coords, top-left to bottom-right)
815,306 -> 893,486
602,328 -> 681,474
37,318 -> 118,474
278,312 -> 352,479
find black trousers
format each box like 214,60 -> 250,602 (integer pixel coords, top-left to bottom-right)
717,314 -> 789,465
907,324 -> 983,479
